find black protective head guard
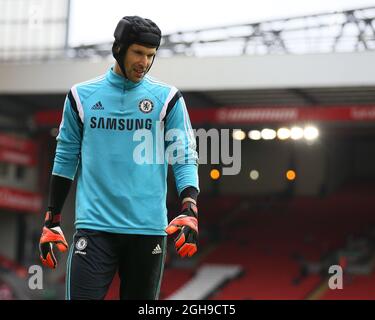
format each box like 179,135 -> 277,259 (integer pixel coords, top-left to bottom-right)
112,16 -> 162,78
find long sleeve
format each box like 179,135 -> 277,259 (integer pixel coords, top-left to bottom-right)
52,90 -> 83,180
164,91 -> 199,196
47,174 -> 73,214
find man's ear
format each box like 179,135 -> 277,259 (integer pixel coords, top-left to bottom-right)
115,45 -> 121,54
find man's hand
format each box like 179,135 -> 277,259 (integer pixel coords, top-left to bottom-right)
165,202 -> 198,258
39,212 -> 68,269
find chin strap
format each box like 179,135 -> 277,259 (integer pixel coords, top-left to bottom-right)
112,42 -> 129,79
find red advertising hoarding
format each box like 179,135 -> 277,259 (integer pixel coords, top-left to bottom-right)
0,133 -> 37,166
0,187 -> 42,214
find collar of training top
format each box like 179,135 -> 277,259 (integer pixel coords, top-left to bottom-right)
107,66 -> 144,90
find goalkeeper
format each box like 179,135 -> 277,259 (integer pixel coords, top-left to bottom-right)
38,15 -> 199,300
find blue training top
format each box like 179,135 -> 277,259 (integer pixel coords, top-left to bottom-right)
52,66 -> 199,235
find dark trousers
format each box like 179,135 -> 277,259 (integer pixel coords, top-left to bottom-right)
65,229 -> 167,300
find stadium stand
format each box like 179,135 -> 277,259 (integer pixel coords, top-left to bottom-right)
160,183 -> 375,300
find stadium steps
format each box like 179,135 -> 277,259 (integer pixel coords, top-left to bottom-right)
165,264 -> 243,300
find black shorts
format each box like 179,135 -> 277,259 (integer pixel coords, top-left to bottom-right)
65,229 -> 167,300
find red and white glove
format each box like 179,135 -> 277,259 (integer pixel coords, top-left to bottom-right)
165,202 -> 198,258
39,211 -> 68,269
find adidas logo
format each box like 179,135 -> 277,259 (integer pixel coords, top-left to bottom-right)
152,244 -> 162,255
91,101 -> 104,110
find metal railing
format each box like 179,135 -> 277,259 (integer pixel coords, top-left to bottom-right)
1,6 -> 375,62
158,6 -> 375,57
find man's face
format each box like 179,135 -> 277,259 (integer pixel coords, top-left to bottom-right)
124,43 -> 157,82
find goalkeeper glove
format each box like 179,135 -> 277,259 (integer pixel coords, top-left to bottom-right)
39,211 -> 68,269
165,201 -> 198,258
